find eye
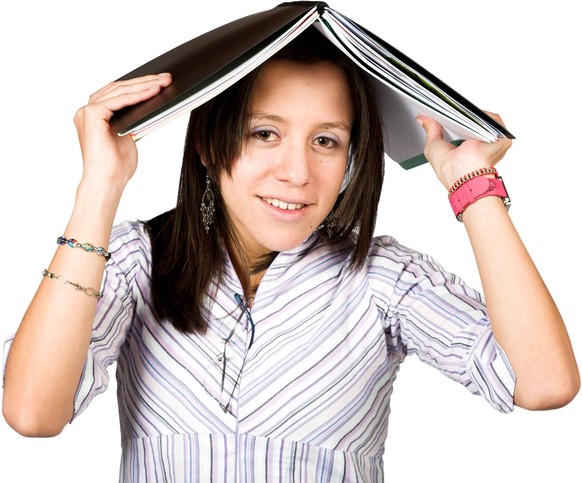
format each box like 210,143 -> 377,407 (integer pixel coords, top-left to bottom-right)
314,136 -> 338,149
251,128 -> 279,142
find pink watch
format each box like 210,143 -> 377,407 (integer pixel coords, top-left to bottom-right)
448,176 -> 511,221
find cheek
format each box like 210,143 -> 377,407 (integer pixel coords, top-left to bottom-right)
320,160 -> 349,192
229,152 -> 270,184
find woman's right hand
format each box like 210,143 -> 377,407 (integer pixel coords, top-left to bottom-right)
3,73 -> 173,438
73,73 -> 173,189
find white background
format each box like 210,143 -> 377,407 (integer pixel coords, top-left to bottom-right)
1,1 -> 580,481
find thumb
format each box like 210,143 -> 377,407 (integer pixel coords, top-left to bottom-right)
416,115 -> 455,164
416,115 -> 445,145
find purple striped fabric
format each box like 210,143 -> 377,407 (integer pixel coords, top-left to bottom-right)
4,220 -> 515,481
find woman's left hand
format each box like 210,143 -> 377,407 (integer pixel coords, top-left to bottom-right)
416,112 -> 512,190
417,113 -> 580,410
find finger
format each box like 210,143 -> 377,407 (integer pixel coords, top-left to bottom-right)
416,115 -> 456,162
416,115 -> 445,144
479,111 -> 512,157
76,84 -> 167,128
91,73 -> 172,104
90,73 -> 172,100
486,136 -> 513,164
89,73 -> 172,103
77,74 -> 173,126
483,110 -> 508,129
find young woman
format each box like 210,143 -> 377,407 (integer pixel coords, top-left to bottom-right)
3,27 -> 579,482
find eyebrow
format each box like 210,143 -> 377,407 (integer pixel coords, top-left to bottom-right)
250,113 -> 352,132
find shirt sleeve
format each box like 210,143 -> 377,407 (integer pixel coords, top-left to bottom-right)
1,222 -> 148,421
368,236 -> 516,413
71,221 -> 153,420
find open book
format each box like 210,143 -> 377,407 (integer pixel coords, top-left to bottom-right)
110,1 -> 514,169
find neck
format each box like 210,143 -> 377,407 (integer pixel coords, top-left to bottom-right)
226,240 -> 275,303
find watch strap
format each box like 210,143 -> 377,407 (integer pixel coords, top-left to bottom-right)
449,176 -> 510,221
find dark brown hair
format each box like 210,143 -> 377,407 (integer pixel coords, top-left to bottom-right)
145,27 -> 385,333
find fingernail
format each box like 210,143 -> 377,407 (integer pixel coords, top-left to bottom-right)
416,118 -> 424,128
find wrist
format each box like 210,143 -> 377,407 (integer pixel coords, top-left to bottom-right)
76,175 -> 126,204
72,178 -> 124,229
448,173 -> 511,222
447,166 -> 499,197
438,160 -> 495,191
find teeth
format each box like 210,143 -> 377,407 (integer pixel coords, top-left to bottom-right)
264,198 -> 305,210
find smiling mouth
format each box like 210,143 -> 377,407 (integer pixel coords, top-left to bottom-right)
262,198 -> 306,210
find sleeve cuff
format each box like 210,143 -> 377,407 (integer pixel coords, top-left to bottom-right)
465,329 -> 516,413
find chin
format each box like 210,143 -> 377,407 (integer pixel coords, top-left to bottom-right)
262,231 -> 315,253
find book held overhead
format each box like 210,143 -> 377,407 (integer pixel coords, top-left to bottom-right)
110,1 -> 514,169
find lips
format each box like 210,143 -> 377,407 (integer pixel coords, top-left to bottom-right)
262,197 -> 306,210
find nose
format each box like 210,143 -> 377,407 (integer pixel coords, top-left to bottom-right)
273,142 -> 311,186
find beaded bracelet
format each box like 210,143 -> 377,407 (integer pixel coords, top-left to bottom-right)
57,236 -> 111,261
42,269 -> 103,299
448,167 -> 498,198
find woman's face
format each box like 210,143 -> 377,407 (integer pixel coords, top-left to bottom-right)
219,59 -> 354,262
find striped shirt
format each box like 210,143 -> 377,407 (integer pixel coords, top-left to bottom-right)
5,220 -> 516,481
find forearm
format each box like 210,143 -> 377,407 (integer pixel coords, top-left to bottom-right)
3,74 -> 172,436
462,196 -> 580,409
3,179 -> 124,436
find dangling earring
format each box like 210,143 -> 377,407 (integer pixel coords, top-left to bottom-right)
324,211 -> 336,238
200,174 -> 215,233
